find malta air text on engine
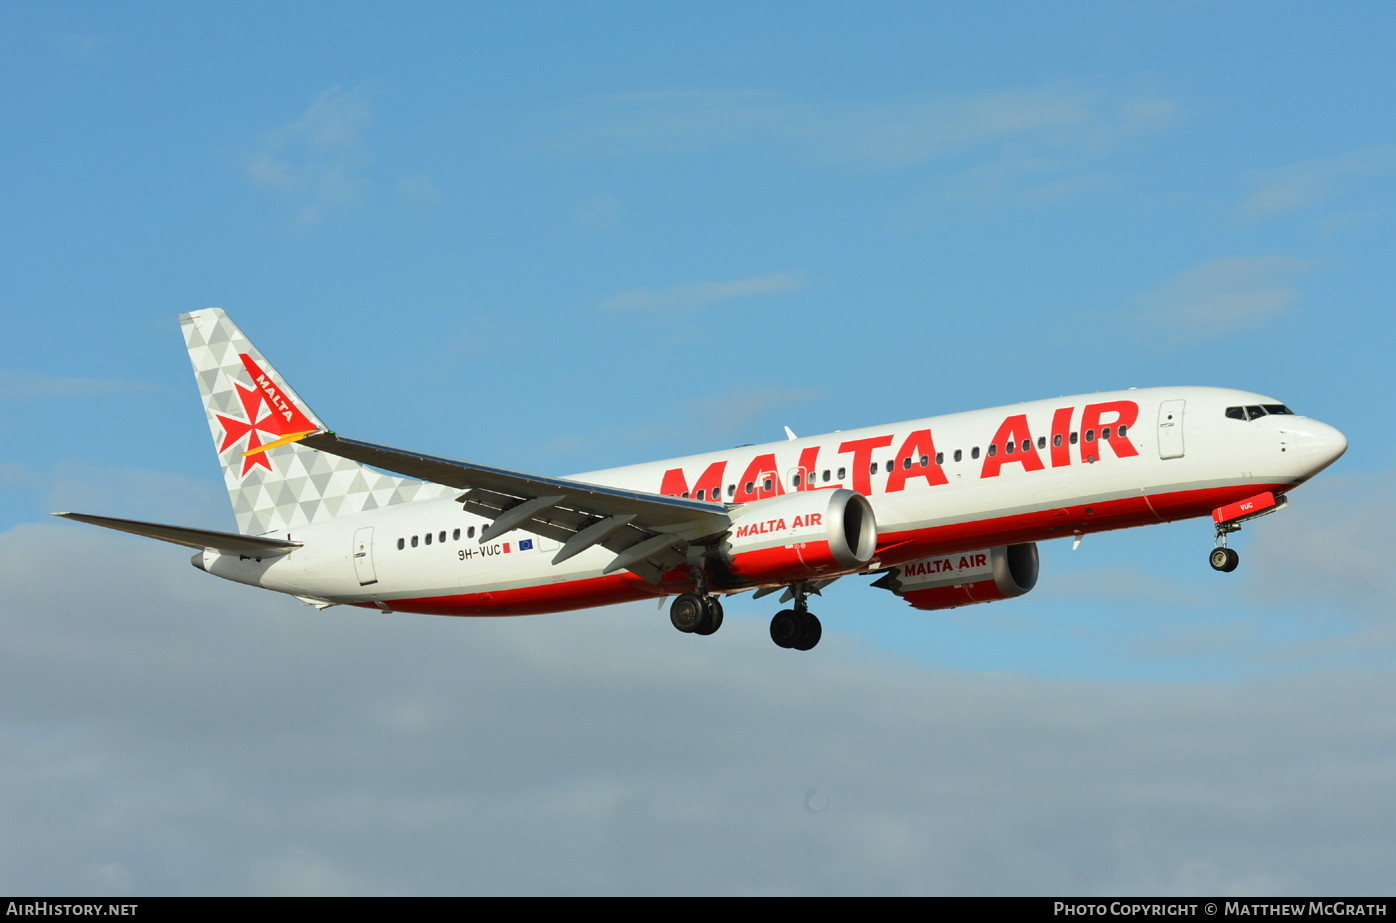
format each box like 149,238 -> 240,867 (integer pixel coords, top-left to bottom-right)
660,400 -> 1140,502
734,514 -> 823,539
903,553 -> 989,578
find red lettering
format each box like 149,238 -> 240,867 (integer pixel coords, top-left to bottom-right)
838,435 -> 894,494
660,460 -> 727,499
1079,400 -> 1140,461
980,414 -> 1044,478
1049,407 -> 1073,468
885,429 -> 949,492
733,453 -> 783,503
794,446 -> 821,491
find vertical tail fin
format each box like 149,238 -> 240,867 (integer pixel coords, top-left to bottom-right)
180,308 -> 451,535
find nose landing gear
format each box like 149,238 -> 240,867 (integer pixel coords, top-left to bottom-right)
1208,491 -> 1287,573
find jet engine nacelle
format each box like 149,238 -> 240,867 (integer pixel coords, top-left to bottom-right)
720,488 -> 877,585
872,543 -> 1039,611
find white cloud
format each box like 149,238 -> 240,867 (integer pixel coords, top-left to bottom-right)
5,521 -> 1396,894
556,85 -> 1182,181
1241,146 -> 1396,220
601,272 -> 808,312
1135,256 -> 1323,340
0,370 -> 157,401
244,86 -> 376,224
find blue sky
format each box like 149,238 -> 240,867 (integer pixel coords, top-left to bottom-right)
3,1 -> 1394,896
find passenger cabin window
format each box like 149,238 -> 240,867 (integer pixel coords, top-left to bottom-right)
1038,436 -> 1047,450
424,533 -> 432,545
954,449 -> 962,463
411,535 -> 419,548
397,538 -> 405,550
972,446 -> 980,459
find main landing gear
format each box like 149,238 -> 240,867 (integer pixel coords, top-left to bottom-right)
769,586 -> 821,652
670,593 -> 724,636
669,579 -> 824,651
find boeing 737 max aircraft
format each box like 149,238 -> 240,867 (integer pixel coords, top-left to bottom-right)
58,309 -> 1348,651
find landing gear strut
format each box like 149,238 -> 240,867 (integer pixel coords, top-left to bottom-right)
770,585 -> 821,651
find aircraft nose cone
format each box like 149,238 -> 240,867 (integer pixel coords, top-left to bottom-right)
1296,420 -> 1348,474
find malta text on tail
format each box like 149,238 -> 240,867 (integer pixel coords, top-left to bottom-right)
181,308 -> 449,536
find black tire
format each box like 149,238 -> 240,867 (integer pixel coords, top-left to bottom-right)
695,596 -> 724,636
791,612 -> 822,651
1209,547 -> 1239,572
770,609 -> 800,648
670,593 -> 705,633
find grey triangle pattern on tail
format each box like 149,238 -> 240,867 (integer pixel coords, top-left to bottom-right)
180,308 -> 453,535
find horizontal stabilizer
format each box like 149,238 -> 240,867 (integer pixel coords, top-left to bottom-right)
54,512 -> 301,555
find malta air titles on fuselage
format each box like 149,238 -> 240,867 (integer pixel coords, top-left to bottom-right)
656,397 -> 1141,503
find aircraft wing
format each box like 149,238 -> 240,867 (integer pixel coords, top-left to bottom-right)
53,512 -> 301,555
299,432 -> 732,582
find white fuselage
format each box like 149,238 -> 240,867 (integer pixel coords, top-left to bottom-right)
202,386 -> 1347,615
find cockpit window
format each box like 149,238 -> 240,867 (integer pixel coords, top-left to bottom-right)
1226,403 -> 1296,421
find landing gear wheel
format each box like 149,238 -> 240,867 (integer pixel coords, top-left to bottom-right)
670,593 -> 705,633
694,596 -> 724,636
770,609 -> 821,651
770,609 -> 800,649
1209,547 -> 1239,572
791,613 -> 822,651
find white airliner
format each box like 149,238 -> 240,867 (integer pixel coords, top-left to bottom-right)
59,309 -> 1348,651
